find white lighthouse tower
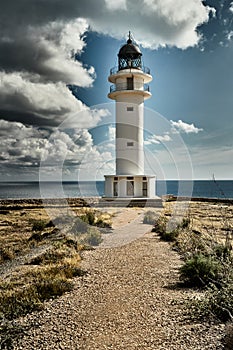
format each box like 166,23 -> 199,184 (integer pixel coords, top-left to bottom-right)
104,33 -> 157,201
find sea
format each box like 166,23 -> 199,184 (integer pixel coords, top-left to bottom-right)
0,180 -> 232,200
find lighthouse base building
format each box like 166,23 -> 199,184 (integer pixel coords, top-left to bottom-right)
104,175 -> 156,199
102,34 -> 161,205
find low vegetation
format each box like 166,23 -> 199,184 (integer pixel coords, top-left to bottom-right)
0,205 -> 113,348
0,208 -> 111,322
147,203 -> 233,345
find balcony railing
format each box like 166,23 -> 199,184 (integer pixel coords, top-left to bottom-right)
110,65 -> 150,76
110,83 -> 150,93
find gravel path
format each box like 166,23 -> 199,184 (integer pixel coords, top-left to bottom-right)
99,212 -> 153,248
13,218 -> 225,350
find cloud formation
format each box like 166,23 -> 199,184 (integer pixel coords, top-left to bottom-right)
0,0 -> 215,179
230,2 -> 233,13
0,119 -> 112,179
88,0 -> 214,49
0,0 -> 215,128
170,120 -> 203,134
145,133 -> 171,145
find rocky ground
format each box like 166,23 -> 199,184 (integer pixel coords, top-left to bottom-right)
1,199 -> 232,349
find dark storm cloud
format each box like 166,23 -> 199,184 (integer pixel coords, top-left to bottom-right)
0,110 -> 59,127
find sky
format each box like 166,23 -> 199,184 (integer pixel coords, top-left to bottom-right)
0,0 -> 232,181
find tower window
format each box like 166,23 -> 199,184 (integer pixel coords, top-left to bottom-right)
127,142 -> 134,147
127,106 -> 134,111
127,77 -> 133,90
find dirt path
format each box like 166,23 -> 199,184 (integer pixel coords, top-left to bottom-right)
99,209 -> 154,248
14,211 -> 225,350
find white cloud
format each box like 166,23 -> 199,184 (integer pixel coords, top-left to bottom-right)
145,133 -> 172,145
0,72 -> 109,127
226,31 -> 233,41
105,0 -> 127,11
0,120 -> 112,178
88,0 -> 214,49
230,2 -> 233,13
0,17 -> 101,129
0,72 -> 82,118
108,125 -> 116,141
170,120 -> 203,134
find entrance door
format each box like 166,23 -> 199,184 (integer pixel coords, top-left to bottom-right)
113,181 -> 118,197
142,181 -> 147,197
127,180 -> 134,196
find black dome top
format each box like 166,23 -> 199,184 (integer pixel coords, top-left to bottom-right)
118,38 -> 142,59
117,33 -> 142,71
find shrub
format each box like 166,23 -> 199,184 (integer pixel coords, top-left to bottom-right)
179,254 -> 221,287
0,262 -> 84,320
152,216 -> 167,235
211,244 -> 232,261
179,217 -> 190,229
143,211 -> 158,225
31,220 -> 47,232
0,319 -> 27,350
82,228 -> 103,246
95,218 -> 111,228
27,247 -> 74,265
206,282 -> 233,322
0,285 -> 42,320
35,276 -> 73,300
189,280 -> 233,323
80,211 -> 96,226
225,322 -> 233,349
160,229 -> 179,242
71,217 -> 88,234
0,247 -> 14,263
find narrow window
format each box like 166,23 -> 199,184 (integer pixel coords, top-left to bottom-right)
127,106 -> 134,111
127,142 -> 134,147
127,77 -> 133,90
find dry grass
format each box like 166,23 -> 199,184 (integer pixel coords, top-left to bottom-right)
0,204 -> 112,322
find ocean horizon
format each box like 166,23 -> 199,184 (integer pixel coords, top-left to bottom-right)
0,180 -> 232,200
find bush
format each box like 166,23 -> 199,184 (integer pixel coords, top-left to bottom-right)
0,261 -> 84,320
179,254 -> 221,287
95,218 -> 111,228
211,244 -> 232,261
152,216 -> 167,235
225,322 -> 233,349
35,276 -> 73,300
82,228 -> 103,246
160,229 -> 179,242
0,285 -> 42,320
189,280 -> 233,323
143,211 -> 158,225
0,319 -> 27,349
179,217 -> 190,229
80,211 -> 96,226
31,220 -> 47,232
0,247 -> 14,263
71,217 -> 88,234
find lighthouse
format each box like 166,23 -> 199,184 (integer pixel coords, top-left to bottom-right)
104,33 -> 157,200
